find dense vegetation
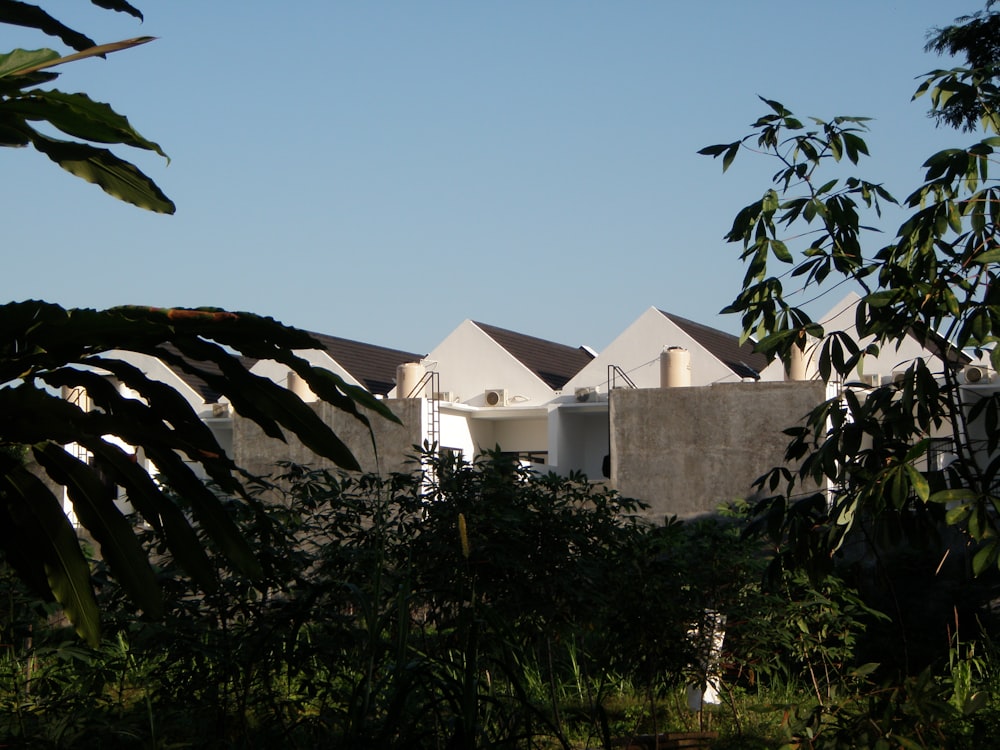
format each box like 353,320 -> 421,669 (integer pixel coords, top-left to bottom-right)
0,6 -> 393,644
10,2 -> 1000,748
2,450 -> 1000,749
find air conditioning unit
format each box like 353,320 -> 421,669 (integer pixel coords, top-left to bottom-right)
484,388 -> 507,407
433,391 -> 458,402
961,365 -> 993,385
574,386 -> 598,402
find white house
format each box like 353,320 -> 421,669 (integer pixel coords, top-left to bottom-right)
389,320 -> 594,469
757,292 -> 973,386
543,308 -> 774,480
61,293 -> 999,520
249,331 -> 424,399
563,307 -> 774,395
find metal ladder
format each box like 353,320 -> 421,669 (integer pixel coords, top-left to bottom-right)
405,370 -> 441,452
605,365 -> 637,480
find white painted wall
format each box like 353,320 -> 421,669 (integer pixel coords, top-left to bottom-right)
490,415 -> 548,453
438,407 -> 477,458
758,292 -> 963,383
547,405 -> 609,480
105,350 -> 208,415
437,406 -> 550,462
408,320 -> 558,406
249,350 -> 362,397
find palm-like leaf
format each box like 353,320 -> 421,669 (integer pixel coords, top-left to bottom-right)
1,302 -> 397,644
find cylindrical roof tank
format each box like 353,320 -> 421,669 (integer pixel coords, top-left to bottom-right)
397,362 -> 426,398
660,346 -> 691,388
786,338 -> 808,381
287,371 -> 317,402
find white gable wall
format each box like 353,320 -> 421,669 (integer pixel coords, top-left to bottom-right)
417,320 -> 556,406
563,307 -> 738,393
249,350 -> 362,395
758,293 -> 960,384
106,350 -> 207,414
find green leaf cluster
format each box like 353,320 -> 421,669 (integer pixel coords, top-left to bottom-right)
0,1 -> 173,211
0,301 -> 397,646
704,3 -> 1000,678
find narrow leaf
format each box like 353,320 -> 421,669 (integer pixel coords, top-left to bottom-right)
34,443 -> 163,618
6,37 -> 157,77
0,2 -> 95,51
973,541 -> 997,576
90,0 -> 143,21
0,460 -> 100,645
30,132 -> 174,213
972,247 -> 1000,264
10,90 -> 168,158
929,488 -> 976,504
0,47 -> 59,79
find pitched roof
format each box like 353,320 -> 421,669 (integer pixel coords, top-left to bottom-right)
908,325 -> 972,368
819,292 -> 971,368
310,332 -> 424,395
154,343 -> 258,404
472,322 -> 594,390
658,311 -> 768,380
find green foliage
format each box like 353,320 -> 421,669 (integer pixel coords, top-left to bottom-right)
3,451 -> 999,747
735,570 -> 887,704
0,301 -> 396,646
699,2 -> 1000,745
701,2 -> 1000,603
0,2 -> 173,210
923,1 -> 1000,133
0,451 -> 785,748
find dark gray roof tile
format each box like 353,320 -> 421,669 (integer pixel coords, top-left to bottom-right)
472,322 -> 594,390
658,311 -> 768,380
309,333 -> 424,395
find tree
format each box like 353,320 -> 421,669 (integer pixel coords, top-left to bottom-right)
0,5 -> 397,646
925,0 -> 1000,133
2,302 -> 396,647
699,3 -> 1000,597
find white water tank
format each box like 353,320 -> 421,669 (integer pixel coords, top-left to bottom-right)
287,371 -> 317,402
397,362 -> 426,398
660,347 -> 691,388
786,341 -> 808,381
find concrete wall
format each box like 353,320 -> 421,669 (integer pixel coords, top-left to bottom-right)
232,398 -> 424,478
611,381 -> 826,519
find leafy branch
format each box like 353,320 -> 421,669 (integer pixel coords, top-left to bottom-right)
1,2 -> 172,211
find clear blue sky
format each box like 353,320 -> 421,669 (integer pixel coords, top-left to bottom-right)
3,1 -> 985,354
